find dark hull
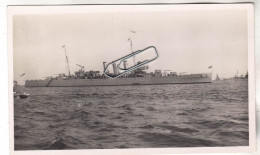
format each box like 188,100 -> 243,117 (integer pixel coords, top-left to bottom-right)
25,74 -> 212,87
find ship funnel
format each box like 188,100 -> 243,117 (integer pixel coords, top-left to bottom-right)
123,61 -> 127,69
113,63 -> 119,75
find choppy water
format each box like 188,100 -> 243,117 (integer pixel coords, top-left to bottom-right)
14,80 -> 249,150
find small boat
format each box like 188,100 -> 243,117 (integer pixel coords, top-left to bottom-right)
13,92 -> 19,98
19,92 -> 30,99
215,74 -> 220,81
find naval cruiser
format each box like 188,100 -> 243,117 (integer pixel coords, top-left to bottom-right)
25,69 -> 212,87
25,61 -> 212,87
25,45 -> 212,87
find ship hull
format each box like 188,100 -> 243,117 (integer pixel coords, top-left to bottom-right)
25,74 -> 212,87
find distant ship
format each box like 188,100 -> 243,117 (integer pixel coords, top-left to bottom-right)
234,70 -> 248,80
25,44 -> 212,87
223,70 -> 248,81
14,80 -> 30,98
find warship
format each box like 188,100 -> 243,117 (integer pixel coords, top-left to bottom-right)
222,70 -> 248,81
25,45 -> 212,87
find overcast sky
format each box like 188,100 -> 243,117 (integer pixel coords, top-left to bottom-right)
13,8 -> 248,84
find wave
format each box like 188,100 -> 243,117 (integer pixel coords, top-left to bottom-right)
138,132 -> 217,147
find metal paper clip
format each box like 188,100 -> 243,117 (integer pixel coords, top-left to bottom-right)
104,46 -> 159,79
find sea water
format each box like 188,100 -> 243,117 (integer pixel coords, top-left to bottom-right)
14,80 -> 248,150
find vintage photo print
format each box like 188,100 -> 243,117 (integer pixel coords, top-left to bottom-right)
8,4 -> 255,155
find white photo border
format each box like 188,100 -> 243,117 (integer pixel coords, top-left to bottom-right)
8,3 -> 256,155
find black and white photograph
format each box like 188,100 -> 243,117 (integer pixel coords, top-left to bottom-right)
9,4 -> 255,154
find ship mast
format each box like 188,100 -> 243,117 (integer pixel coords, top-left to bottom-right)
62,45 -> 71,76
128,38 -> 135,65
